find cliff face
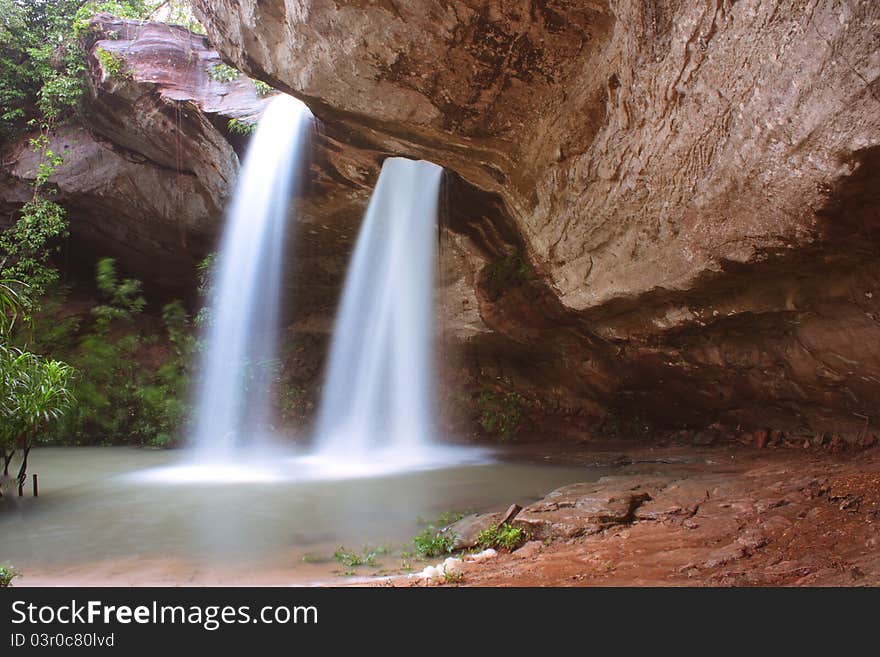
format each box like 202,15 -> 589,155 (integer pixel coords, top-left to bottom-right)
193,0 -> 880,437
3,5 -> 879,439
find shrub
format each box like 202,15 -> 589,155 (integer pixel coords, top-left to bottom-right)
208,63 -> 239,83
476,523 -> 527,551
413,526 -> 455,558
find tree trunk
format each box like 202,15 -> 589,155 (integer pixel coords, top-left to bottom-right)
16,444 -> 31,496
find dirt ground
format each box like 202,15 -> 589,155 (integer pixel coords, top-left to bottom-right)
389,441 -> 880,586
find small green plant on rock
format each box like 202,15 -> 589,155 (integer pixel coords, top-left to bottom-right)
476,523 -> 527,551
253,80 -> 273,97
481,250 -> 532,301
209,63 -> 239,83
95,48 -> 130,79
0,563 -> 20,587
477,389 -> 524,440
227,118 -> 256,135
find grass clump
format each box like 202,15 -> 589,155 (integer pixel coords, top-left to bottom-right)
332,545 -> 389,569
0,564 -> 19,588
443,571 -> 464,584
476,523 -> 527,551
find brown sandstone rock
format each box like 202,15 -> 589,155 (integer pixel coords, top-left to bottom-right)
192,0 -> 880,436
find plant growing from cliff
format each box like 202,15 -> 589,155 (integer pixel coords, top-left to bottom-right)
476,389 -> 525,440
1,1 -> 170,138
476,523 -> 527,551
0,130 -> 69,315
481,250 -> 533,301
253,79 -> 273,97
95,47 -> 131,79
227,117 -> 256,135
209,63 -> 239,83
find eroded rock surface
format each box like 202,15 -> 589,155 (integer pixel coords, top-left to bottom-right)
195,0 -> 880,434
392,444 -> 880,586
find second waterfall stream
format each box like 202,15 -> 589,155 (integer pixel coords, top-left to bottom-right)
312,158 -> 444,467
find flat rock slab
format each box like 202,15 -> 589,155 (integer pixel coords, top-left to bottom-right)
511,477 -> 667,540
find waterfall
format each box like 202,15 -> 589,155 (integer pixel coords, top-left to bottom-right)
190,94 -> 312,458
313,157 -> 443,466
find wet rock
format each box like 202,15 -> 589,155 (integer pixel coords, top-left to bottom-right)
513,540 -> 544,559
755,430 -> 769,449
448,513 -> 504,550
513,478 -> 655,540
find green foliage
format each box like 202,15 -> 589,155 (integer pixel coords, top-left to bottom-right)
442,570 -> 464,584
208,63 -> 238,83
1,124 -> 69,318
94,47 -> 130,79
41,259 -> 195,447
413,526 -> 456,558
226,117 -> 256,135
476,389 -> 524,440
333,545 -> 388,569
0,563 -> 19,587
0,277 -> 25,338
92,257 -> 146,330
0,343 -> 75,482
156,1 -> 205,34
1,1 -> 191,137
74,1 -> 150,35
194,253 -> 215,329
481,250 -> 533,301
0,198 -> 69,314
0,0 -> 84,135
476,523 -> 527,551
253,79 -> 273,97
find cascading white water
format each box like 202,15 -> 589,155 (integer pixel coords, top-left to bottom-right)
312,157 -> 444,467
190,95 -> 312,459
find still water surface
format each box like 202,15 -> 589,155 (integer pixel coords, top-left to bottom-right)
0,447 -> 603,585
